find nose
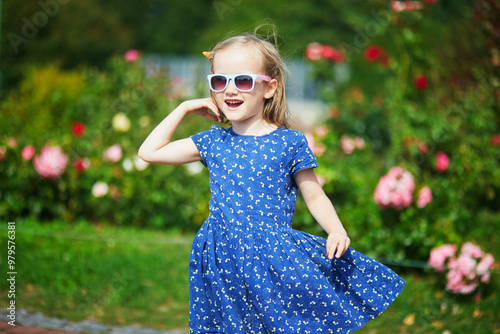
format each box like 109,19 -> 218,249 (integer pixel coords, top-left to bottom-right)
225,79 -> 238,94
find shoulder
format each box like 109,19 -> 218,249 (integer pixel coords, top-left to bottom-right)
191,124 -> 230,142
276,128 -> 308,145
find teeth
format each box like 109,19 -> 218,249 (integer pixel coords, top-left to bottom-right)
226,100 -> 242,105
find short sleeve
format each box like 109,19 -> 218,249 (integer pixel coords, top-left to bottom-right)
190,127 -> 213,167
291,132 -> 319,175
190,125 -> 226,167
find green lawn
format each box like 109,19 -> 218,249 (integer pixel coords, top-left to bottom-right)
1,220 -> 498,333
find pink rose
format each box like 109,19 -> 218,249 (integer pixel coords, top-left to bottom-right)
461,242 -> 484,259
33,145 -> 68,179
355,137 -> 365,150
417,186 -> 432,208
480,272 -> 490,283
454,254 -> 477,280
476,253 -> 494,275
314,126 -> 328,138
103,144 -> 122,162
374,167 -> 415,210
22,145 -> 36,161
340,136 -> 356,154
429,244 -> 457,271
435,151 -> 450,172
304,43 -> 323,61
320,45 -> 345,62
124,49 -> 140,62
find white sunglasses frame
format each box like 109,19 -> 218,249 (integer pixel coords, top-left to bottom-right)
207,73 -> 272,92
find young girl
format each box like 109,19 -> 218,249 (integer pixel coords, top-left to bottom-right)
139,30 -> 405,334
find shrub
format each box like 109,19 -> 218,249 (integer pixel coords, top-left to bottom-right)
0,54 -> 211,230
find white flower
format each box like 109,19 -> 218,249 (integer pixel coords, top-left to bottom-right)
112,113 -> 131,132
134,155 -> 149,171
92,182 -> 109,197
186,162 -> 203,175
122,158 -> 134,171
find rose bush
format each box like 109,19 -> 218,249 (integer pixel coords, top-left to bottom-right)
429,243 -> 495,295
302,1 -> 500,261
0,53 -> 211,229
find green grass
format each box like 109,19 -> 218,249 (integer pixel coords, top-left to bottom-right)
1,220 -> 499,333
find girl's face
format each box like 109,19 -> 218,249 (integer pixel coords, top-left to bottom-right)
212,45 -> 277,127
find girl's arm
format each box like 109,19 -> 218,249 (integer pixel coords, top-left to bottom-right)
295,168 -> 350,259
138,98 -> 222,165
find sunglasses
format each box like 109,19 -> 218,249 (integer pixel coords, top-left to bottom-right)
207,73 -> 272,92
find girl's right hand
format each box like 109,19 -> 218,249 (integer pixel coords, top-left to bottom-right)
180,98 -> 224,123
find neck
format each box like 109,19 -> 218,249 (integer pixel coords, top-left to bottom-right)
231,120 -> 278,136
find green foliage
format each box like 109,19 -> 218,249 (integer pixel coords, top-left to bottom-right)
0,56 -> 211,230
302,1 -> 500,260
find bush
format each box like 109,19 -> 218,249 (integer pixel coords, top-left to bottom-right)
299,1 -> 500,260
0,55 -> 211,230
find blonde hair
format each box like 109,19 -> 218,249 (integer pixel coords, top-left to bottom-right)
206,26 -> 290,128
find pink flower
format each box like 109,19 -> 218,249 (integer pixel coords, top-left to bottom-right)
340,136 -> 356,154
33,145 -> 68,179
124,49 -> 140,62
461,242 -> 484,259
304,43 -> 345,62
414,73 -> 428,91
480,272 -> 490,283
417,186 -> 432,208
22,145 -> 36,161
304,43 -> 323,61
476,253 -> 494,275
374,167 -> 415,210
429,244 -> 457,272
71,122 -> 86,137
305,133 -> 326,157
435,151 -> 450,172
103,144 -> 122,162
355,137 -> 365,150
320,45 -> 345,62
454,254 -> 477,280
314,126 -> 328,138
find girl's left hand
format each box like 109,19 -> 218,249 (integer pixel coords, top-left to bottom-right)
326,232 -> 350,259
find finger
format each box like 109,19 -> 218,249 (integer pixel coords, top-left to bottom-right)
204,99 -> 223,123
336,239 -> 349,258
327,240 -> 338,260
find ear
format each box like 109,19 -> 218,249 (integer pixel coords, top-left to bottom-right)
264,79 -> 278,99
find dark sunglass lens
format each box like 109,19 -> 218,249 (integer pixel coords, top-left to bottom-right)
235,75 -> 253,91
211,76 -> 227,90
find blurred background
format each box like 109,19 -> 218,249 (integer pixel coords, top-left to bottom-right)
0,0 -> 499,333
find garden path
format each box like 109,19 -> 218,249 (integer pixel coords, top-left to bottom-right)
1,309 -> 188,334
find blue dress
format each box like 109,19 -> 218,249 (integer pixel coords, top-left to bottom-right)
189,125 -> 405,334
